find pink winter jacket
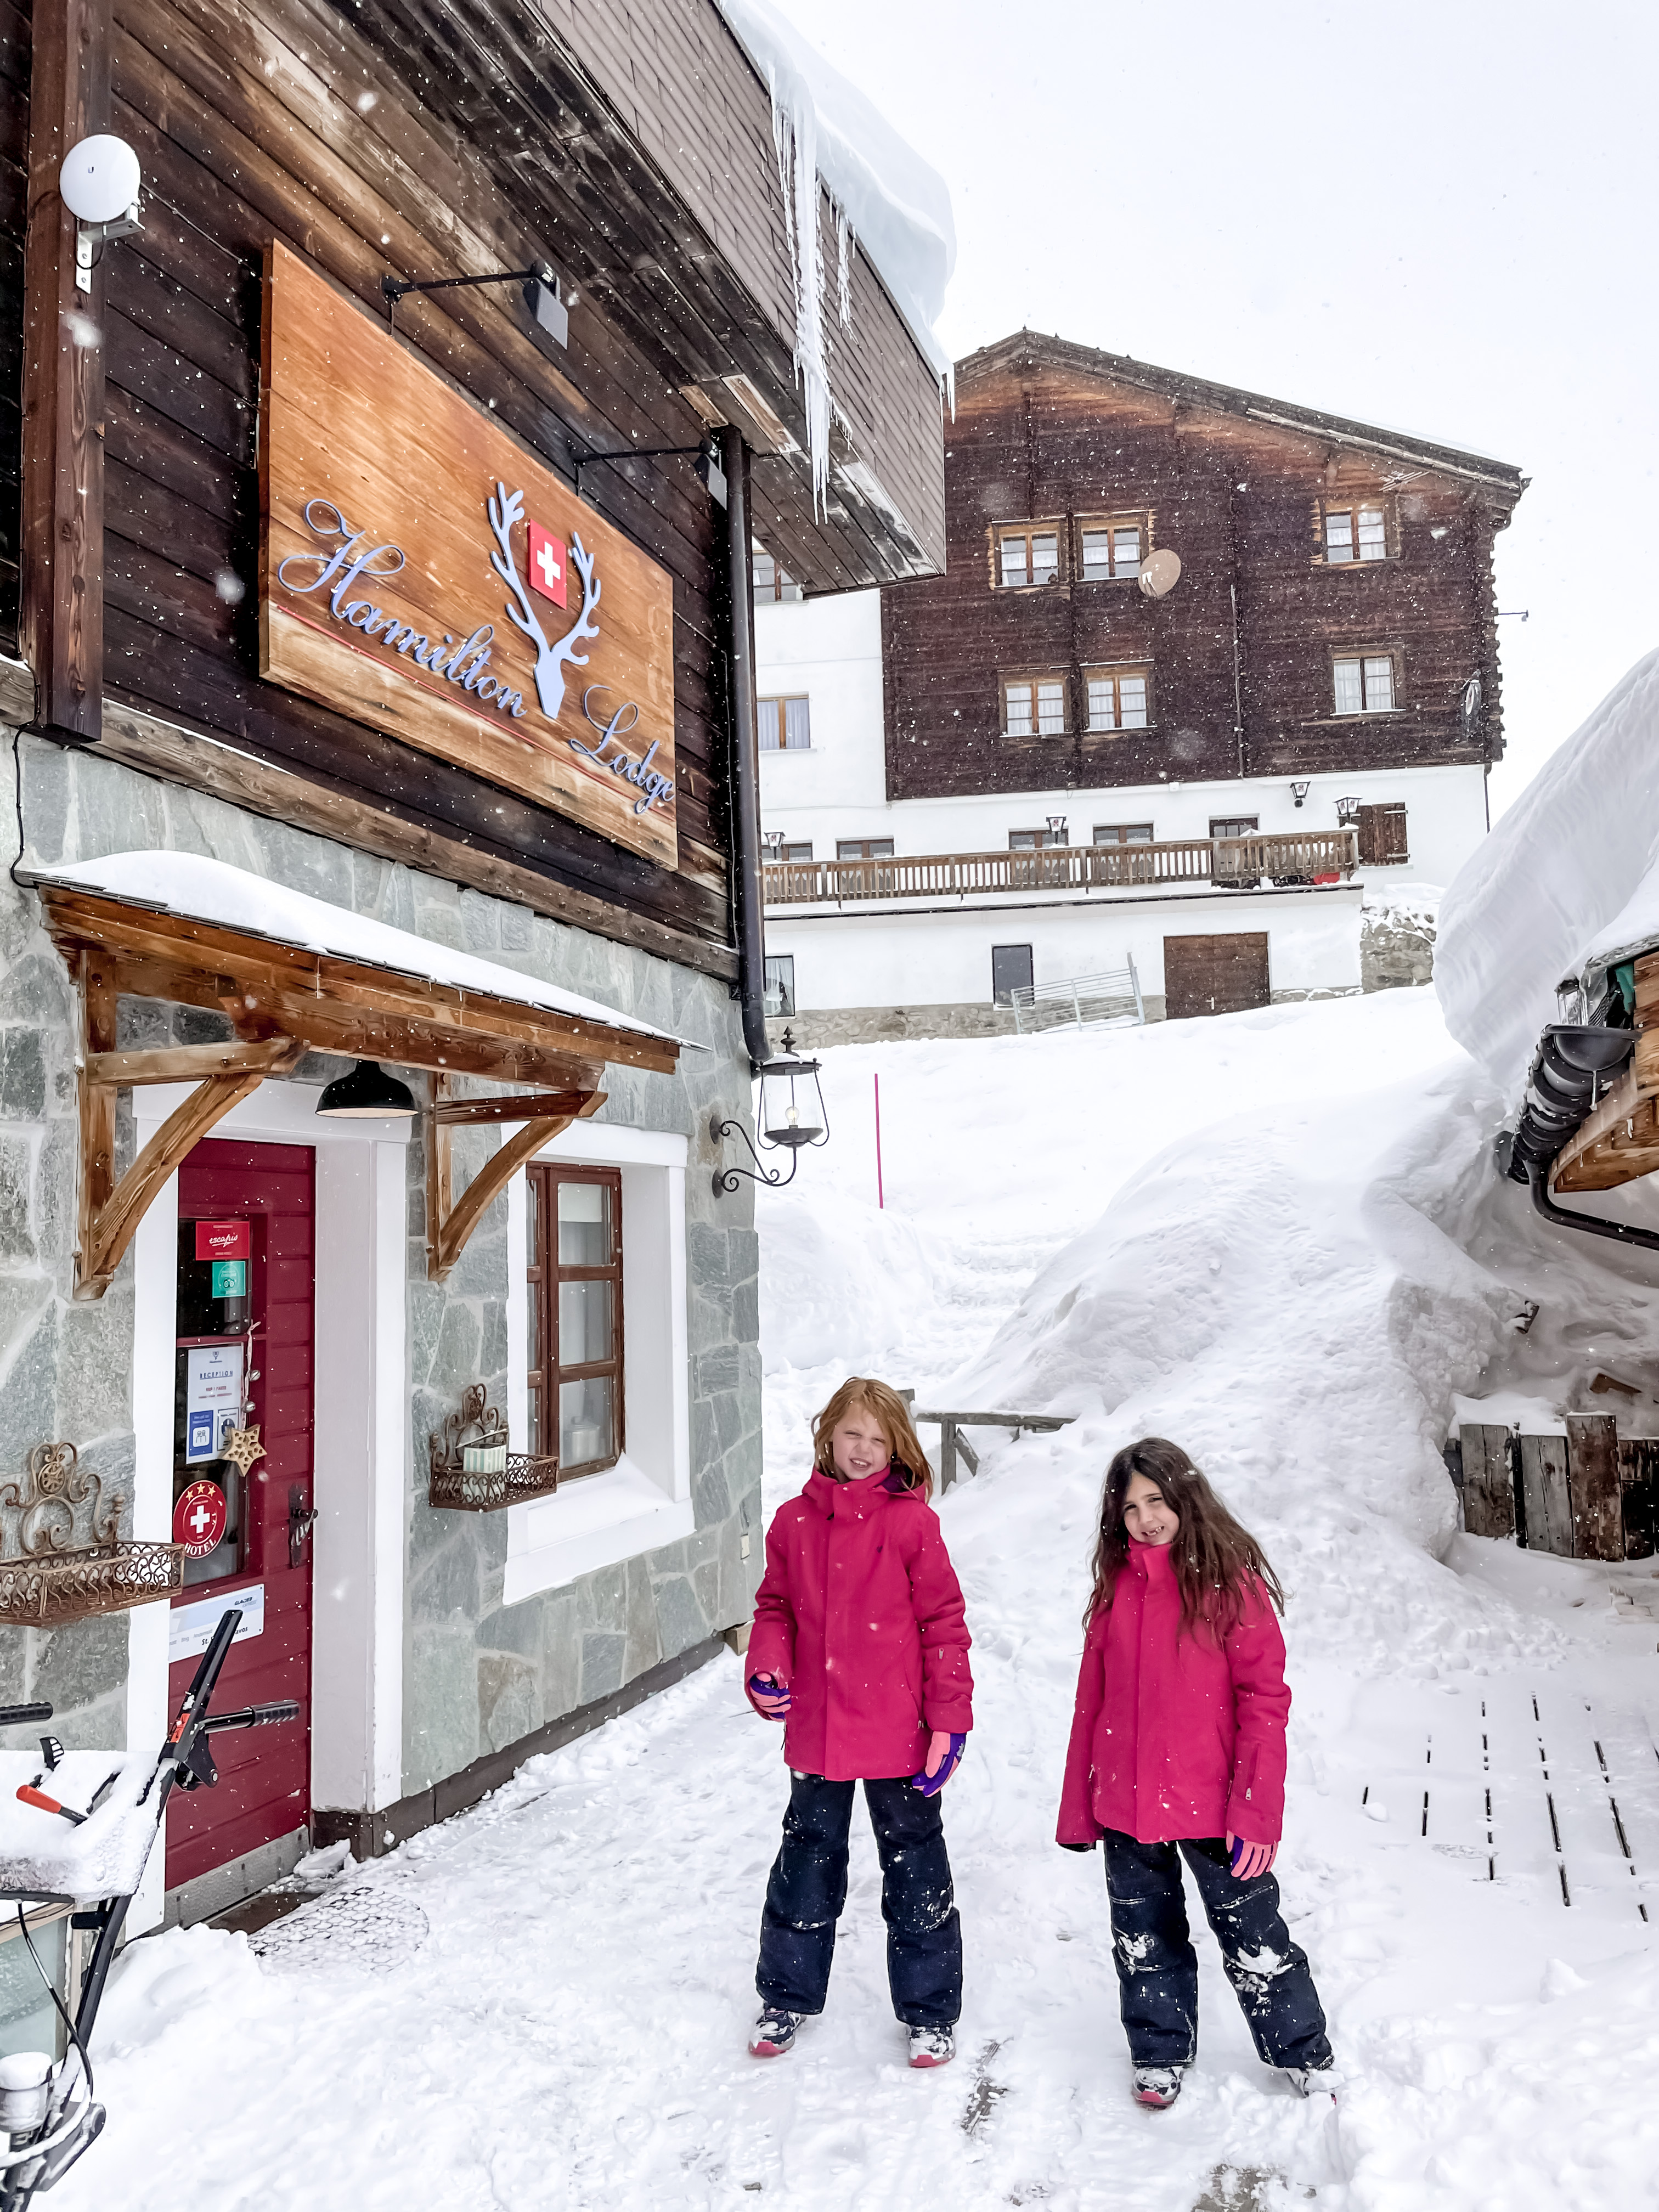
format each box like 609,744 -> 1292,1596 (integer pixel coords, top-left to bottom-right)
1057,1538 -> 1289,1848
748,1468 -> 974,1780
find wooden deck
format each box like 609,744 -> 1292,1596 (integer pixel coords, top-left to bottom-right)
763,830 -> 1357,907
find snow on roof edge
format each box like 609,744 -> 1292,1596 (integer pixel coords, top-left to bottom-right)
27,853 -> 701,1051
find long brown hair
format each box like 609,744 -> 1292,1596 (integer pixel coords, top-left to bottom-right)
811,1378 -> 934,1502
1085,1437 -> 1283,1638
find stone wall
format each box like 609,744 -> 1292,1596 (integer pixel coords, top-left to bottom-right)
1361,899 -> 1438,990
0,729 -> 763,1804
767,996 -> 1171,1048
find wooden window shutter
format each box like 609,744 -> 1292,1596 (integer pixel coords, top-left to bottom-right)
1357,803 -> 1408,864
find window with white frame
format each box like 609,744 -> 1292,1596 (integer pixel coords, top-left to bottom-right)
764,954 -> 796,1016
1085,666 -> 1150,732
1332,653 -> 1396,715
1094,822 -> 1155,844
995,526 -> 1062,588
526,1165 -> 623,1479
1003,675 -> 1068,738
758,696 -> 811,749
1079,515 -> 1147,582
1323,503 -> 1388,565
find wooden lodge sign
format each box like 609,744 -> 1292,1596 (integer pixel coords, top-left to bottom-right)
258,245 -> 677,867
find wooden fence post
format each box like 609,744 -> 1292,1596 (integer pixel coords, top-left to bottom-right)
1519,1434 -> 1573,1558
1459,1423 -> 1516,1540
1565,1413 -> 1623,1561
1617,1438 -> 1659,1561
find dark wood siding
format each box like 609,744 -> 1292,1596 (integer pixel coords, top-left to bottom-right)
883,353 -> 1519,808
0,0 -> 27,651
1163,932 -> 1270,1021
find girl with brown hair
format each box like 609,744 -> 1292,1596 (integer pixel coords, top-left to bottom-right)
1057,1437 -> 1334,2109
744,1377 -> 974,2068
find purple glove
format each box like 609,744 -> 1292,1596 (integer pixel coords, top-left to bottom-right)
911,1731 -> 967,1797
747,1671 -> 791,1720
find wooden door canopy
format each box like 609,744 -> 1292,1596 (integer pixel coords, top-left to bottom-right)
30,860 -> 685,1299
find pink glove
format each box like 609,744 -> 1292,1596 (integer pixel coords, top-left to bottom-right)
747,1671 -> 791,1722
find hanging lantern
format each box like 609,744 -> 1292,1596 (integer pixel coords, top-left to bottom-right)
711,1029 -> 831,1195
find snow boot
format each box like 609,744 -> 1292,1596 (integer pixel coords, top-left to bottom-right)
748,2007 -> 800,2058
1132,2065 -> 1185,2109
907,2025 -> 955,2069
1285,2064 -> 1341,2102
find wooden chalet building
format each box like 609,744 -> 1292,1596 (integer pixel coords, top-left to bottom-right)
756,331 -> 1525,1039
0,0 -> 944,1943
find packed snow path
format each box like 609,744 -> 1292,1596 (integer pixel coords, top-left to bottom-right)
64,994 -> 1659,2211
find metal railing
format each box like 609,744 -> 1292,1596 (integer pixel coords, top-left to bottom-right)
761,831 -> 1357,906
1007,960 -> 1145,1034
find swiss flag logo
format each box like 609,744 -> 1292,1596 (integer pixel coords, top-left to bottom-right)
527,521 -> 567,608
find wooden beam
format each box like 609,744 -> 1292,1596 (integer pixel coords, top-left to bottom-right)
20,0 -> 109,743
1551,1069 -> 1659,1194
84,1036 -> 305,1086
426,1079 -> 605,1284
75,1038 -> 309,1297
76,947 -> 117,1282
432,1091 -> 590,1127
1566,1413 -> 1623,1563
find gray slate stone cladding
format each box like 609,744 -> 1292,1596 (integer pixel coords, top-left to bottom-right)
0,730 -> 763,1797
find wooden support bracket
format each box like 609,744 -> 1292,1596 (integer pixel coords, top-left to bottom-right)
74,961 -> 307,1299
427,1076 -> 605,1285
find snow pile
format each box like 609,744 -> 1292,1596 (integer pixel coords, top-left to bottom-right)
0,1752 -> 154,1901
30,852 -> 680,1042
758,1187 -> 935,1375
715,0 -> 955,507
1436,648 -> 1659,1092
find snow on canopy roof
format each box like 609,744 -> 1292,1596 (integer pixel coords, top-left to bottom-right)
1435,649 -> 1659,1093
31,852 -> 683,1047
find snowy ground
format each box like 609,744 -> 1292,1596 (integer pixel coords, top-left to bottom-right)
61,990 -> 1659,2211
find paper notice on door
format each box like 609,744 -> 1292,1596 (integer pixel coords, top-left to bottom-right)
168,1582 -> 263,1663
184,1344 -> 245,1464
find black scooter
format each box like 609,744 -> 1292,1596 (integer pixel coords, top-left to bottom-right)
0,1611 -> 296,2208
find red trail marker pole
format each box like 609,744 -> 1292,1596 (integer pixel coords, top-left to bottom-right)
873,1071 -> 884,1210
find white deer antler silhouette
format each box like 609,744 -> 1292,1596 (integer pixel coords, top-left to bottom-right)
488,483 -> 602,724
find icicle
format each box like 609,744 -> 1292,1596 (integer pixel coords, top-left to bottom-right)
835,205 -> 854,328
764,65 -> 836,518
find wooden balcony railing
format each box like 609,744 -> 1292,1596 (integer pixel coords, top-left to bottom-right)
761,831 -> 1358,906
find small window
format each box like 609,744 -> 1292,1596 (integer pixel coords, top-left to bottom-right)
1085,666 -> 1150,732
1094,822 -> 1155,844
752,543 -> 802,601
1323,504 -> 1388,565
836,839 -> 895,861
1009,828 -> 1068,849
764,953 -> 796,1016
526,1165 -> 623,1479
991,944 -> 1034,1005
1079,514 -> 1147,582
758,696 -> 812,749
1209,816 -> 1259,839
995,527 -> 1062,588
1332,654 -> 1396,715
1356,803 -> 1409,865
1003,676 -> 1068,738
772,840 -> 812,863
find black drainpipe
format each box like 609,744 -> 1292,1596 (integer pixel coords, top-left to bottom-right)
1529,1163 -> 1659,1256
721,425 -> 771,1073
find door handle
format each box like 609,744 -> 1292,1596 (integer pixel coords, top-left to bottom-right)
288,1485 -> 319,1570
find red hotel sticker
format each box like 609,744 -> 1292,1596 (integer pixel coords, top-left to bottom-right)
173,1481 -> 228,1558
195,1220 -> 250,1261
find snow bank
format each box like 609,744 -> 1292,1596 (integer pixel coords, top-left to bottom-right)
758,1187 -> 934,1376
715,0 -> 955,507
1436,648 -> 1659,1093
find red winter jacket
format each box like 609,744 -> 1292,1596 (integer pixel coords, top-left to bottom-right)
748,1468 -> 973,1780
1057,1538 -> 1289,1848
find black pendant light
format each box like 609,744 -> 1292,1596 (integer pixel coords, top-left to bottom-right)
315,1059 -> 417,1119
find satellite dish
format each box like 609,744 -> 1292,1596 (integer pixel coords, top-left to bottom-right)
60,135 -> 140,224
1138,549 -> 1182,600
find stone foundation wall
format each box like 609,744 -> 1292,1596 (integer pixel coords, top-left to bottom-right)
1362,902 -> 1438,990
768,996 -> 1170,1049
0,729 -> 763,1803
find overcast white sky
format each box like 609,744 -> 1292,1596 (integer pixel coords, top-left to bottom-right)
771,0 -> 1656,818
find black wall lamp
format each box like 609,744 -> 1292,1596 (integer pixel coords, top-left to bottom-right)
382,262 -> 568,347
1335,795 -> 1362,825
575,441 -> 727,509
712,1032 -> 829,1195
1289,780 -> 1311,808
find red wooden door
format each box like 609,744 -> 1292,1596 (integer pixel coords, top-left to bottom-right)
166,1139 -> 315,1892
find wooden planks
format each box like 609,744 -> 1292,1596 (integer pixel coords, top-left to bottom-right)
1519,1432 -> 1571,1555
1460,1423 -> 1516,1542
1551,1066 -> 1659,1194
1566,1413 -> 1623,1562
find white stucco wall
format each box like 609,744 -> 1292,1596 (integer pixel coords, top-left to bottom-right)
766,887 -> 1363,1012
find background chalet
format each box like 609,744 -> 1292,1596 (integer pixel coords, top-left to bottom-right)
757,331 -> 1525,1040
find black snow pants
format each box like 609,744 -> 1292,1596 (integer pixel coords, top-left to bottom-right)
1101,1829 -> 1331,2071
755,1771 -> 961,2028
